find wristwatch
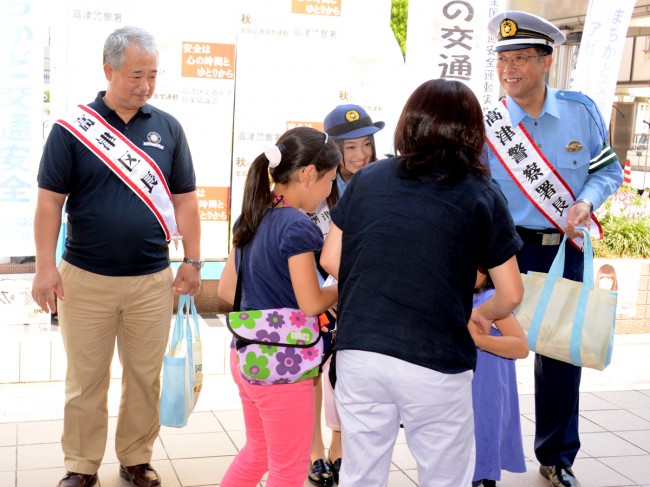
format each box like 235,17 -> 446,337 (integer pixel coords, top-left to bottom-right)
573,198 -> 593,213
182,257 -> 204,269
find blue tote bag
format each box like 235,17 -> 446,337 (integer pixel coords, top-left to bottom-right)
515,227 -> 618,370
160,294 -> 203,427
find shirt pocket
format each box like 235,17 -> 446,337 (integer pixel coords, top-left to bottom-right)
554,144 -> 591,171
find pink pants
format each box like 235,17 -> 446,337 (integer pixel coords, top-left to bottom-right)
221,349 -> 314,487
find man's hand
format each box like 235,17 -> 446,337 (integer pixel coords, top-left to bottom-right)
565,201 -> 591,239
31,266 -> 64,314
173,263 -> 201,295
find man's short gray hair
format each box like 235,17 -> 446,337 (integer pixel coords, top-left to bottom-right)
103,26 -> 158,68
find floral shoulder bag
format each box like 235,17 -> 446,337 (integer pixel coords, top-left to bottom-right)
226,247 -> 325,385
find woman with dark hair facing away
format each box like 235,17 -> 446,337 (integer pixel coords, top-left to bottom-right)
306,104 -> 385,486
217,126 -> 340,487
320,79 -> 524,487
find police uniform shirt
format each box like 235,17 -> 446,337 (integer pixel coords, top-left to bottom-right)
487,87 -> 624,230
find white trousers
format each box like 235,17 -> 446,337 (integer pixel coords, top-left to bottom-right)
335,350 -> 475,487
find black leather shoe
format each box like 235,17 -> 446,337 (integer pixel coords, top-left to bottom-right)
540,464 -> 580,487
328,457 -> 341,484
308,459 -> 334,486
472,480 -> 496,487
57,472 -> 98,487
119,463 -> 161,487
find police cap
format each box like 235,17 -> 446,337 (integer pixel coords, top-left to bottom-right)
488,10 -> 566,53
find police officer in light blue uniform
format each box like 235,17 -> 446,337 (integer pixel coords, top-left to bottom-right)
485,10 -> 623,487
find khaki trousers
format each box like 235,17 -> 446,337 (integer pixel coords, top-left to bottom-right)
58,261 -> 173,474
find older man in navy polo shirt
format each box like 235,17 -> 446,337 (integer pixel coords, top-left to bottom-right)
33,26 -> 201,487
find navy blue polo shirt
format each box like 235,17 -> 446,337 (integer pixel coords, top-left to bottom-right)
37,91 -> 196,276
331,158 -> 522,373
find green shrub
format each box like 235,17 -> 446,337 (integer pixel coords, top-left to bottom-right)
593,186 -> 650,258
390,0 -> 408,58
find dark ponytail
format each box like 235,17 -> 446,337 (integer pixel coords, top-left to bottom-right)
233,126 -> 340,248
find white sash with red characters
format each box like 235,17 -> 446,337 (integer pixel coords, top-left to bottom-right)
484,100 -> 601,250
56,104 -> 181,244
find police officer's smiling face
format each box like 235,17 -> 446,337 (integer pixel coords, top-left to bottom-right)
497,47 -> 551,101
340,136 -> 373,178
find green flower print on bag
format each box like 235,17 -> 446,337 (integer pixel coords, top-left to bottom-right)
285,327 -> 314,346
229,310 -> 263,330
227,308 -> 325,385
243,351 -> 271,380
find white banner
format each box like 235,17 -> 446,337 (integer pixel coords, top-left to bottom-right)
0,1 -> 44,258
404,0 -> 505,113
149,2 -> 238,260
570,0 -> 635,126
230,0 -> 405,230
8,0 -> 409,261
49,0 -> 237,260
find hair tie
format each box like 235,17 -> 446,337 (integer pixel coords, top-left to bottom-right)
264,144 -> 282,168
307,132 -> 329,166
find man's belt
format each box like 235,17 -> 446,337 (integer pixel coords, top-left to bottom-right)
516,226 -> 562,246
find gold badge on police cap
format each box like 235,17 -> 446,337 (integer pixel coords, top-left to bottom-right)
566,140 -> 583,152
345,110 -> 360,123
500,19 -> 518,38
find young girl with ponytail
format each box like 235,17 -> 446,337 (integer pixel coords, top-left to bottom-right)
217,126 -> 340,487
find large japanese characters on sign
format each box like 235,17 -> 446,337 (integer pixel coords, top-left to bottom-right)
570,0 -> 635,126
404,0 -> 504,112
0,1 -> 43,258
181,42 -> 236,80
197,187 -> 229,222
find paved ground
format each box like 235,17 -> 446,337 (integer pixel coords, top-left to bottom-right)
1,318 -> 649,487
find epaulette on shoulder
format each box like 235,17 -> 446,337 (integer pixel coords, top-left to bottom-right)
556,90 -> 595,108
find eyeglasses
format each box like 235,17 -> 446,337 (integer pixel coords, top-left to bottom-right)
496,54 -> 548,67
